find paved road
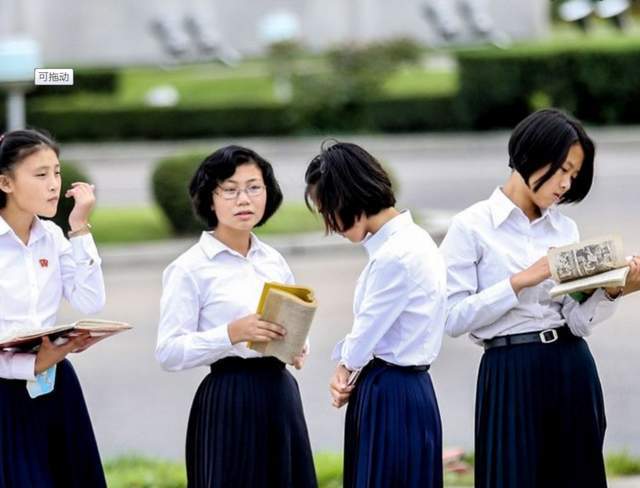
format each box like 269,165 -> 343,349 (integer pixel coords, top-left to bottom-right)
55,130 -> 640,470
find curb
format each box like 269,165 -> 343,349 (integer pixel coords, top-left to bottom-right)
100,211 -> 452,269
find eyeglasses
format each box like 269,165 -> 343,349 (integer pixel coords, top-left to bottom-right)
215,184 -> 266,200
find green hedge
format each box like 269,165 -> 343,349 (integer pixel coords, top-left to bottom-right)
28,105 -> 294,141
457,40 -> 640,129
29,68 -> 119,98
26,96 -> 460,141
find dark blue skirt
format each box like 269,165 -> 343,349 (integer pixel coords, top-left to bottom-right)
186,356 -> 317,488
344,359 -> 443,488
0,359 -> 106,488
475,334 -> 607,488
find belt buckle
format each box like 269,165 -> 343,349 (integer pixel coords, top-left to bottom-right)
539,329 -> 558,344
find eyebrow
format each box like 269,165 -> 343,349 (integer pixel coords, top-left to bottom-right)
34,165 -> 60,171
563,160 -> 576,169
223,177 -> 262,185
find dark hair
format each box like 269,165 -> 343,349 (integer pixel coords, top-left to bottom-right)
0,129 -> 60,209
304,140 -> 396,233
508,108 -> 594,204
189,145 -> 283,229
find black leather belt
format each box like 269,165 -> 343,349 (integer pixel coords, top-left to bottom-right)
483,326 -> 574,350
371,357 -> 430,372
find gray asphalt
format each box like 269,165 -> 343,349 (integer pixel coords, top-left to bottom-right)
55,130 -> 640,477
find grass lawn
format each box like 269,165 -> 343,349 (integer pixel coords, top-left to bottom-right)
91,202 -> 324,245
30,55 -> 457,111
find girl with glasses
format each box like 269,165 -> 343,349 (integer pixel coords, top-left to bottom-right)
156,145 -> 317,487
440,108 -> 640,488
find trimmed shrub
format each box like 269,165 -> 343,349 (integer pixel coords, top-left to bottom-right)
152,152 -> 205,235
49,160 -> 92,232
456,41 -> 640,128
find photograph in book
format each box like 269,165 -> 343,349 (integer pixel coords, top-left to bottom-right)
0,319 -> 132,352
548,235 -> 630,298
248,282 -> 317,364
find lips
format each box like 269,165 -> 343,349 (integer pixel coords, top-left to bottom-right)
234,211 -> 254,217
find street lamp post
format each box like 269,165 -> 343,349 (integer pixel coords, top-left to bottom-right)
0,38 -> 41,131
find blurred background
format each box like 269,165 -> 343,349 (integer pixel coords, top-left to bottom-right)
2,0 -> 640,486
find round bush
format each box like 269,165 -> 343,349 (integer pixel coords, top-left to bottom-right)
50,160 -> 92,232
152,152 -> 207,235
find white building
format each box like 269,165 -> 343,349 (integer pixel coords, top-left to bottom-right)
0,0 -> 549,66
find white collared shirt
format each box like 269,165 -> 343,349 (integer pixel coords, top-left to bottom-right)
0,215 -> 105,380
156,232 -> 295,371
440,187 -> 619,343
332,211 -> 447,370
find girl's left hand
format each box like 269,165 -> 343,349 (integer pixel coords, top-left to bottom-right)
624,256 -> 640,296
66,182 -> 96,231
329,364 -> 354,408
292,343 -> 309,370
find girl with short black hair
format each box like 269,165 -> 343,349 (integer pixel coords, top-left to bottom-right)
305,140 -> 447,488
157,145 -> 317,488
440,108 -> 640,488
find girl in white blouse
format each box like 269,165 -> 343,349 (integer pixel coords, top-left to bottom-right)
0,129 -> 107,487
440,108 -> 640,488
156,145 -> 317,488
304,141 -> 447,488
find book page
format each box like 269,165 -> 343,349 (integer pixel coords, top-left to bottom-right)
549,267 -> 630,298
252,289 -> 317,364
548,235 -> 626,283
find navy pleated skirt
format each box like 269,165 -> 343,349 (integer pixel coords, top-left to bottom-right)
0,359 -> 106,488
186,356 -> 317,488
475,333 -> 607,488
344,358 -> 443,488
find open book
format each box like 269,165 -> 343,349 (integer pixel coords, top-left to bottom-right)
548,234 -> 629,298
248,282 -> 317,364
0,319 -> 132,352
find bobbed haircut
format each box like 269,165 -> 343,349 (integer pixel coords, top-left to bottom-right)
0,128 -> 59,209
508,108 -> 594,204
189,145 -> 283,229
304,140 -> 396,233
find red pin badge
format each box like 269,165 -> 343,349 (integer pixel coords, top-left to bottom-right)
39,258 -> 48,268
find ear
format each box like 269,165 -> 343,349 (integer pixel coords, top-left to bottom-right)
0,174 -> 13,194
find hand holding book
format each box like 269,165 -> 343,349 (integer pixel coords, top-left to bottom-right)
547,235 -> 632,298
247,282 -> 317,365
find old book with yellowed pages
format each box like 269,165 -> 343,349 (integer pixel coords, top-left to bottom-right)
0,319 -> 132,352
248,282 -> 317,364
548,234 -> 630,298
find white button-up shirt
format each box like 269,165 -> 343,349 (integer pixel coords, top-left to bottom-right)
156,232 -> 295,371
0,216 -> 105,380
332,211 -> 447,370
440,187 -> 619,343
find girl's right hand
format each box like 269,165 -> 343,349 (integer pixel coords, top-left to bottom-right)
510,256 -> 551,295
34,334 -> 91,375
227,314 -> 286,344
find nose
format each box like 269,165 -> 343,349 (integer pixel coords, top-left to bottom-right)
560,174 -> 572,191
236,189 -> 251,204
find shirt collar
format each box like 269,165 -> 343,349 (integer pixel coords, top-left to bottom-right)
0,214 -> 51,243
489,187 -> 561,231
362,210 -> 413,258
199,231 -> 265,260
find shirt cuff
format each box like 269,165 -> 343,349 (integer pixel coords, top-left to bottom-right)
202,324 -> 233,349
11,353 -> 36,381
491,277 -> 520,309
331,339 -> 344,362
581,288 -> 618,323
70,233 -> 101,265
